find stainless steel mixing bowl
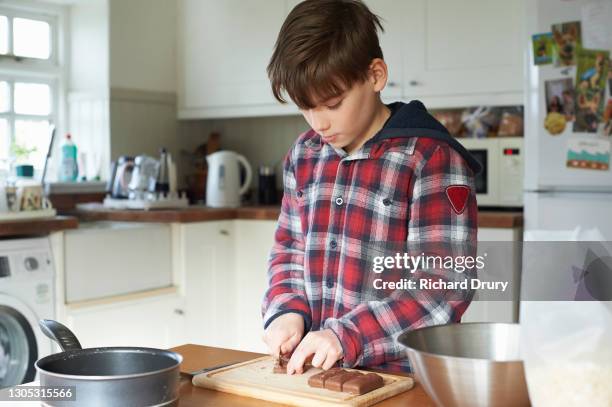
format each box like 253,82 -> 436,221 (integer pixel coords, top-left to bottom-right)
397,322 -> 529,407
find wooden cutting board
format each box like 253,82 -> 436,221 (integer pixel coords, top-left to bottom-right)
192,356 -> 414,406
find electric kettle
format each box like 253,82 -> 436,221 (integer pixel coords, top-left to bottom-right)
206,151 -> 253,208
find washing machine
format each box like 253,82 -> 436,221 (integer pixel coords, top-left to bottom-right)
0,237 -> 55,388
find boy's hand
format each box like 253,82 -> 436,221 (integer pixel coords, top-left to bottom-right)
286,329 -> 343,374
263,313 -> 304,357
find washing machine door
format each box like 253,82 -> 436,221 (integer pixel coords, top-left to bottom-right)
0,294 -> 38,388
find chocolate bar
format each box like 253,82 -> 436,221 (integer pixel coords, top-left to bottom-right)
324,371 -> 363,392
307,368 -> 344,388
342,373 -> 384,395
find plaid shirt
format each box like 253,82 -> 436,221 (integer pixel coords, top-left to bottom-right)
262,108 -> 478,372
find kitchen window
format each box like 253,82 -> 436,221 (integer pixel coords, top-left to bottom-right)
0,5 -> 61,176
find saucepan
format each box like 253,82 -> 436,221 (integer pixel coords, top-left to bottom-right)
35,319 -> 182,407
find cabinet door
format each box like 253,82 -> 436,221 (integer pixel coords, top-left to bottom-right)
178,0 -> 285,112
233,220 -> 277,353
461,227 -> 523,323
364,0 -> 418,101
407,0 -> 524,99
181,221 -> 236,349
65,294 -> 186,349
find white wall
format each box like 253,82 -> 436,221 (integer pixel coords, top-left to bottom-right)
68,0 -> 108,94
65,0 -> 110,180
65,0 -> 179,178
108,0 -> 176,93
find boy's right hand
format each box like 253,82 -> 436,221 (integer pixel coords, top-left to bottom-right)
263,313 -> 304,356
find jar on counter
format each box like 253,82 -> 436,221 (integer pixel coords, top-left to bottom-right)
258,165 -> 277,205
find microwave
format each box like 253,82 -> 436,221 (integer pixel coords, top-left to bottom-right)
459,137 -> 523,208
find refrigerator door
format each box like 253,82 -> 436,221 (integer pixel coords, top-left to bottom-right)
524,0 -> 612,192
524,191 -> 612,240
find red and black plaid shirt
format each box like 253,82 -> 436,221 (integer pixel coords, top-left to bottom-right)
262,111 -> 478,372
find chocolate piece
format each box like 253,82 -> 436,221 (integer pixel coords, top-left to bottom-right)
273,358 -> 287,374
307,368 -> 344,388
342,373 -> 384,395
273,365 -> 286,374
274,353 -> 313,374
324,371 -> 363,392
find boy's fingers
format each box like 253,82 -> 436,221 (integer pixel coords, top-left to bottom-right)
279,331 -> 300,355
263,330 -> 284,357
322,351 -> 339,370
310,347 -> 327,369
287,337 -> 314,375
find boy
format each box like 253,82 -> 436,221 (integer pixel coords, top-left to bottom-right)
261,0 -> 480,374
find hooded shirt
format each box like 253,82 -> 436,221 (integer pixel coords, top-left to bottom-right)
262,100 -> 479,373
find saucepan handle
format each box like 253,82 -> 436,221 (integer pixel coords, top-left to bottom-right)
39,319 -> 83,352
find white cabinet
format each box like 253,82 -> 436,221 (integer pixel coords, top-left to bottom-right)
363,0 -> 415,100
178,0 -> 525,118
178,219 -> 276,353
63,222 -> 173,303
179,221 -> 237,348
64,292 -> 186,349
178,0 -> 294,118
461,226 -> 523,323
412,1 -> 524,99
233,220 -> 277,353
375,0 -> 524,107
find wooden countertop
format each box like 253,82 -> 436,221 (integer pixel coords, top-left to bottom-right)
478,210 -> 523,228
71,203 -> 280,223
171,344 -> 435,406
0,215 -> 78,238
72,203 -> 522,228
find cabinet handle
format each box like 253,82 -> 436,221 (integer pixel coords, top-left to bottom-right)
174,309 -> 185,315
387,81 -> 399,88
219,229 -> 230,236
409,80 -> 420,86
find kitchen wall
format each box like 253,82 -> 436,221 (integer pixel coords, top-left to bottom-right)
107,0 -> 180,167
179,114 -> 310,190
67,0 -> 179,180
64,0 -> 307,189
67,0 -> 110,180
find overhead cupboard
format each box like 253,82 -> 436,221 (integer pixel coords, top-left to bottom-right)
177,0 -> 525,119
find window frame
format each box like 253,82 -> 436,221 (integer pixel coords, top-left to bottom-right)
0,75 -> 57,145
0,6 -> 59,68
0,2 -> 64,177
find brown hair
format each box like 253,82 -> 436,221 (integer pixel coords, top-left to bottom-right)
267,0 -> 384,109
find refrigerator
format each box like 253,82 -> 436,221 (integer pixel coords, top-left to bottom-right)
524,0 -> 612,241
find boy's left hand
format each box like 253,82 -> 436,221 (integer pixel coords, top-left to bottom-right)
286,329 -> 343,374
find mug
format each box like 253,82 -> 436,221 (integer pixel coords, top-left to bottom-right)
17,184 -> 51,211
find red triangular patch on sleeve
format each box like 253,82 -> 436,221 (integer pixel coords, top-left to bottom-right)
445,185 -> 470,214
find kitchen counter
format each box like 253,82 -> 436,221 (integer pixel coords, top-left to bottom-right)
172,344 -> 435,406
0,215 -> 78,238
71,203 -> 279,223
72,203 -> 522,228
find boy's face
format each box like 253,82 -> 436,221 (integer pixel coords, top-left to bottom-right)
299,60 -> 388,154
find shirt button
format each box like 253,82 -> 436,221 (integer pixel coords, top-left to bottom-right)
342,161 -> 351,166
297,190 -> 303,198
383,197 -> 392,206
326,278 -> 334,289
335,197 -> 343,206
330,240 -> 337,249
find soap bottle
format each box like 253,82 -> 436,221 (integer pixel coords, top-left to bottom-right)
59,133 -> 78,182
